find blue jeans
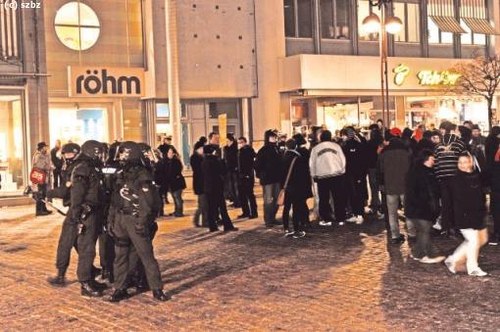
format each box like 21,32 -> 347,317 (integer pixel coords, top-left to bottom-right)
171,189 -> 183,216
263,183 -> 281,225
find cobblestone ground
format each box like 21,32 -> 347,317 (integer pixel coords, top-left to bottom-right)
1,190 -> 500,331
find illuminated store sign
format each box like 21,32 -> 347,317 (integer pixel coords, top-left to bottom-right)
68,66 -> 144,97
392,64 -> 461,87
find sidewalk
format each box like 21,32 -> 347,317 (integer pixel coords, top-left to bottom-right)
1,190 -> 500,330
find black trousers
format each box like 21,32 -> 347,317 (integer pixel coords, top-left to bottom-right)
193,194 -> 209,227
113,213 -> 163,290
207,191 -> 234,231
35,184 -> 48,213
76,211 -> 99,282
346,175 -> 365,216
282,193 -> 308,232
53,169 -> 62,188
127,222 -> 158,285
55,215 -> 79,274
238,177 -> 257,216
439,178 -> 455,231
317,175 -> 347,223
491,191 -> 500,236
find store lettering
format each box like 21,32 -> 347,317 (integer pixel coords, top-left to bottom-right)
417,70 -> 461,86
393,64 -> 410,86
75,69 -> 141,95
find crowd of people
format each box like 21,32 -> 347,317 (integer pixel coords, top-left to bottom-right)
29,119 -> 499,303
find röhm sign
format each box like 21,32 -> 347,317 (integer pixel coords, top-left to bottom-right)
68,66 -> 145,97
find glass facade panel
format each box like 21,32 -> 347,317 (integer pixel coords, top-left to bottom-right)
80,28 -> 100,50
284,0 -> 296,37
428,18 -> 453,44
0,93 -> 25,196
358,0 -> 378,41
49,107 -> 108,145
320,0 -> 350,39
55,1 -> 100,51
297,0 -> 313,38
407,4 -> 420,42
55,26 -> 81,51
78,3 -> 100,26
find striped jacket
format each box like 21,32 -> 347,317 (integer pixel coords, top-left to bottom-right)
434,134 -> 466,180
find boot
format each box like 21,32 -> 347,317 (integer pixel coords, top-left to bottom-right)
109,289 -> 130,303
80,281 -> 103,297
47,271 -> 66,287
152,289 -> 170,301
135,278 -> 149,293
90,279 -> 108,291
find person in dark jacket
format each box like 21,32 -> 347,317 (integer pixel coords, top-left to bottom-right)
255,130 -> 283,227
489,154 -> 500,245
401,128 -> 417,155
165,147 -> 186,217
378,135 -> 413,244
342,127 -> 368,224
51,140 -> 63,188
223,134 -> 240,207
366,127 -> 383,216
445,153 -> 489,277
237,137 -> 257,219
281,139 -> 312,238
293,133 -> 312,228
414,130 -> 436,156
202,145 -> 238,232
405,149 -> 445,263
190,141 -> 207,227
485,126 -> 500,170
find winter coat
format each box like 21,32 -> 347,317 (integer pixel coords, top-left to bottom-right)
165,157 -> 186,192
451,170 -> 487,230
405,164 -> 440,222
414,139 -> 435,156
202,154 -> 225,195
366,140 -> 380,169
190,153 -> 204,195
309,141 -> 346,179
51,147 -> 63,170
237,145 -> 256,179
154,158 -> 167,195
434,134 -> 466,180
342,138 -> 368,179
255,143 -> 283,185
378,138 -> 411,195
282,150 -> 313,200
32,151 -> 51,184
223,143 -> 238,172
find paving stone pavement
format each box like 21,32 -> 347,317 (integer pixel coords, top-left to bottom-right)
1,190 -> 500,331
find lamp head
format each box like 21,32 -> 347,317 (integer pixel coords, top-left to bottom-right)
362,13 -> 381,34
385,16 -> 403,34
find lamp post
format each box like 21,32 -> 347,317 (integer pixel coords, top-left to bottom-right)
362,0 -> 402,133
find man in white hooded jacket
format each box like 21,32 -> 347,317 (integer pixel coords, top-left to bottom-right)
309,130 -> 347,226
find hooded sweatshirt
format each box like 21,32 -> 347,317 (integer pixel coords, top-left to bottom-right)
309,140 -> 346,179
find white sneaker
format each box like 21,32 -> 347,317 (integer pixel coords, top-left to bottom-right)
293,231 -> 306,238
338,221 -> 345,226
355,216 -> 364,225
364,207 -> 373,214
284,230 -> 295,237
419,256 -> 446,264
469,268 -> 488,277
346,215 -> 358,223
444,257 -> 456,274
432,222 -> 442,231
319,220 -> 332,226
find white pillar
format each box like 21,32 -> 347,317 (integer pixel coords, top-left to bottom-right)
165,0 -> 182,152
242,98 -> 250,141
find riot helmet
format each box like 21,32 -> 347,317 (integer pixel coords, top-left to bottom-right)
61,143 -> 80,161
81,140 -> 105,162
138,142 -> 158,164
117,141 -> 143,162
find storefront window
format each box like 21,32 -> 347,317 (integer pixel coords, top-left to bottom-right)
55,1 -> 100,51
320,0 -> 350,39
460,19 -> 486,46
209,101 -> 238,119
0,93 -> 25,195
49,107 -> 108,145
428,16 -> 453,44
393,3 -> 420,43
284,0 -> 296,37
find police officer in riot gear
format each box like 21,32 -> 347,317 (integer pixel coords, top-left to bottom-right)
46,142 -> 81,286
108,141 -> 168,302
70,140 -> 108,297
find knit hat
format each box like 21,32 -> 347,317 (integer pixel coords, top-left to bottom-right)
37,142 -> 47,150
390,127 -> 402,137
194,141 -> 204,151
292,133 -> 307,146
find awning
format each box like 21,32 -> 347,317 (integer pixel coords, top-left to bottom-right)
429,15 -> 466,33
462,18 -> 499,35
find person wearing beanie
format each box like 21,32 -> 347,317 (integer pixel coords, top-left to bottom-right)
32,141 -> 52,216
310,130 -> 347,226
237,137 -> 258,219
434,121 -> 466,235
281,139 -> 312,238
390,127 -> 402,138
255,129 -> 283,227
190,141 -> 207,227
342,127 -> 368,225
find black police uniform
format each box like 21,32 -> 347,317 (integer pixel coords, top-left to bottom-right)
46,143 -> 81,286
70,140 -> 107,296
108,141 -> 167,302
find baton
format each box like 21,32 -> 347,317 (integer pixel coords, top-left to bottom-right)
23,186 -> 67,216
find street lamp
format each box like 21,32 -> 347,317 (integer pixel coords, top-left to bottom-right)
362,0 -> 402,133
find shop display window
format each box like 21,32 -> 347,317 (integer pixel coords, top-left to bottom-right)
49,107 -> 108,145
0,94 -> 25,195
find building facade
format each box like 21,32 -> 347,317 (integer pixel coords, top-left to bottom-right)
0,0 -> 48,196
